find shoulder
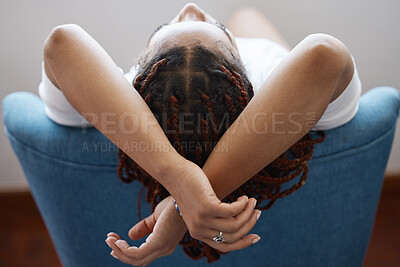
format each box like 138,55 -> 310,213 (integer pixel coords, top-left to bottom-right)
234,37 -> 289,70
234,37 -> 290,91
235,37 -> 290,58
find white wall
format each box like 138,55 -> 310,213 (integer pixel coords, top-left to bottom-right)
1,0 -> 399,191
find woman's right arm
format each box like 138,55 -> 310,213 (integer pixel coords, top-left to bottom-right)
43,24 -> 182,186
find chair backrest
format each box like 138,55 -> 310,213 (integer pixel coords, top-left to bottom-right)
2,86 -> 400,267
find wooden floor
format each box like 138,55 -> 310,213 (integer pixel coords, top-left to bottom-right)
0,179 -> 399,267
363,178 -> 400,266
0,191 -> 61,267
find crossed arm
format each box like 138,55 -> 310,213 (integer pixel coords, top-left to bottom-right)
43,24 -> 353,265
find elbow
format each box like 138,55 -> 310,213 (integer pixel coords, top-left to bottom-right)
303,33 -> 351,75
43,24 -> 83,61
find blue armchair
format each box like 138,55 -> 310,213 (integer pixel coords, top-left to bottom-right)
2,87 -> 400,267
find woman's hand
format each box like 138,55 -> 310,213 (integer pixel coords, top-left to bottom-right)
106,196 -> 261,266
105,196 -> 187,266
164,160 -> 262,247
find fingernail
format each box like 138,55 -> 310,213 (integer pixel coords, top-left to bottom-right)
252,236 -> 261,244
115,240 -> 123,248
253,199 -> 257,208
244,196 -> 249,202
256,210 -> 261,220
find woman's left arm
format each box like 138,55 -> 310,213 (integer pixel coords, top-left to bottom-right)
203,33 -> 355,199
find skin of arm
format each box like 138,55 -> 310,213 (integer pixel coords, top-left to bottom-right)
43,25 -> 182,191
202,33 -> 354,199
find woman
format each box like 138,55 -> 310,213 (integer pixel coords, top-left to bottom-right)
40,3 -> 361,265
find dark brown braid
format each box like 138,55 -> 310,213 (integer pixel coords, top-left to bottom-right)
135,58 -> 168,94
220,65 -> 249,111
201,93 -> 219,142
169,95 -> 185,154
117,45 -> 325,263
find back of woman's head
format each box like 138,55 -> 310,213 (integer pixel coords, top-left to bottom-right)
135,44 -> 253,164
117,43 -> 325,262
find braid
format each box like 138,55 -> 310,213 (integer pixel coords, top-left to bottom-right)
232,69 -> 250,104
117,150 -> 131,183
133,74 -> 143,90
169,95 -> 185,156
135,58 -> 167,94
224,94 -> 237,121
117,46 -> 326,263
220,66 -> 248,111
201,93 -> 219,142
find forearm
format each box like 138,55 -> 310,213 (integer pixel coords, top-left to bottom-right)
43,24 -> 184,191
203,35 -> 353,199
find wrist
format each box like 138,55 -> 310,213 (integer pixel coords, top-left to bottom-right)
173,199 -> 181,216
166,196 -> 187,232
152,152 -> 188,192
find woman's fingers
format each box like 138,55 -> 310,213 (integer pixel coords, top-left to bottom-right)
210,198 -> 257,234
106,235 -> 174,266
105,237 -> 135,264
115,239 -> 171,266
221,209 -> 261,244
211,195 -> 249,217
201,208 -> 261,244
107,232 -> 120,239
183,196 -> 260,247
105,214 -> 159,265
128,214 -> 156,240
205,233 -> 261,253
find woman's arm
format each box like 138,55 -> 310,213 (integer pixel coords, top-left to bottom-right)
43,24 -> 181,188
43,24 -> 256,245
203,33 -> 355,199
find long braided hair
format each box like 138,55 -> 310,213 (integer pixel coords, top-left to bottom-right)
117,44 -> 325,262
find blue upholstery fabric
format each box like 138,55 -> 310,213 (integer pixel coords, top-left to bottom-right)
2,87 -> 400,267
